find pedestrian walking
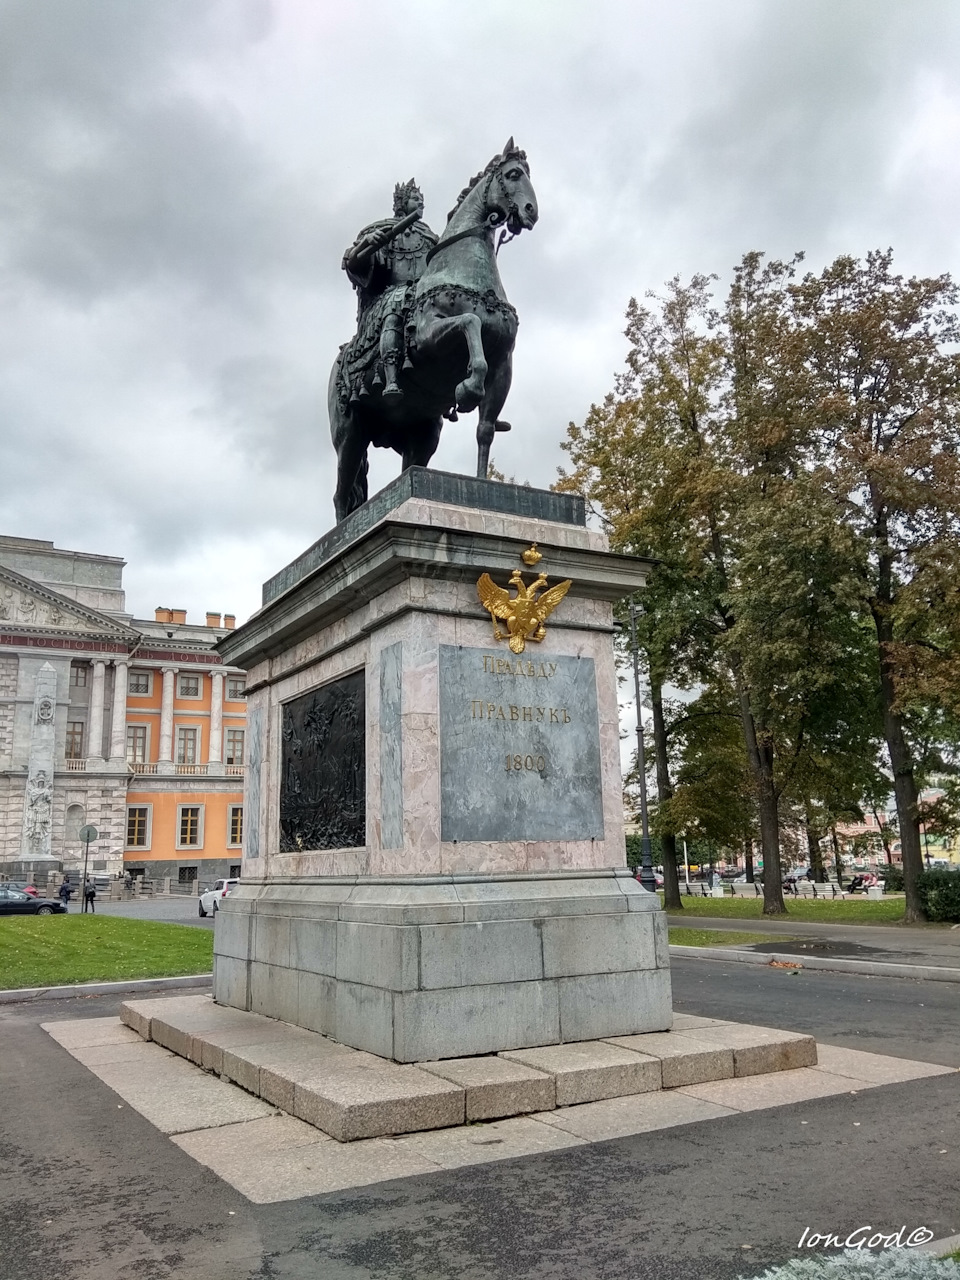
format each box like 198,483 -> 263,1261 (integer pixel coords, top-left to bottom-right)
83,879 -> 96,913
58,880 -> 73,909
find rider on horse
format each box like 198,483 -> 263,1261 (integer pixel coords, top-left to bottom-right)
341,179 -> 438,402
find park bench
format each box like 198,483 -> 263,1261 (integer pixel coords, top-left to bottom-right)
732,882 -> 762,897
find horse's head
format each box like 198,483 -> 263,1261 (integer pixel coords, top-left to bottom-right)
489,137 -> 538,235
448,139 -> 539,237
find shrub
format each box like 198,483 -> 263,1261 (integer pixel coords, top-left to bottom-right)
916,869 -> 960,922
880,864 -> 904,892
741,1247 -> 960,1279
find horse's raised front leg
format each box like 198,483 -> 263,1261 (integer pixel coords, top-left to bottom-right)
416,311 -> 488,413
476,351 -> 513,479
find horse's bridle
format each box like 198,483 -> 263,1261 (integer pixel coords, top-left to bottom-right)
424,166 -> 522,265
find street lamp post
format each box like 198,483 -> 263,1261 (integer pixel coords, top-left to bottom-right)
628,599 -> 657,895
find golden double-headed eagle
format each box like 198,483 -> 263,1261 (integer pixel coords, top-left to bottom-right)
477,548 -> 572,654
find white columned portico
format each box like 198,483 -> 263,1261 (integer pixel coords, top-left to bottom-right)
209,670 -> 223,768
87,660 -> 107,762
158,666 -> 176,774
108,659 -> 129,765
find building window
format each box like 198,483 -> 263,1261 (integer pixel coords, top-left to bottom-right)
225,729 -> 245,766
128,669 -> 152,696
229,864 -> 242,878
228,805 -> 243,847
178,865 -> 198,883
126,725 -> 148,764
126,806 -> 150,848
177,805 -> 203,848
178,674 -> 201,698
226,677 -> 246,700
65,721 -> 85,759
176,727 -> 198,765
70,663 -> 88,687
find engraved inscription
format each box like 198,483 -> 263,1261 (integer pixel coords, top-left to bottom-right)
279,670 -> 365,852
439,644 -> 604,843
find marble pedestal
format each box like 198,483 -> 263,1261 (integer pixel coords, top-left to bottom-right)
215,469 -> 671,1062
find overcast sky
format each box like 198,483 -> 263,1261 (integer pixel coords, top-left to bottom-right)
3,0 -> 960,630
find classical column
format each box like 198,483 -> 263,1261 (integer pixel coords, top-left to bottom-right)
209,670 -> 223,767
158,666 -> 176,774
87,660 -> 106,762
108,659 -> 129,765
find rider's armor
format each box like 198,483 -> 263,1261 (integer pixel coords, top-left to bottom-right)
341,180 -> 438,401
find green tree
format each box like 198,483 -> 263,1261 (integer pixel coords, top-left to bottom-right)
789,250 -> 960,920
560,266 -> 879,915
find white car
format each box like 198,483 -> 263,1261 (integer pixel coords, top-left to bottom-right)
198,878 -> 238,917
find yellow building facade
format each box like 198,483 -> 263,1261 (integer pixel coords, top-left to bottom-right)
0,536 -> 246,886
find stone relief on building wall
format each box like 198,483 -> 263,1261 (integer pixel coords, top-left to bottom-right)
26,769 -> 53,852
0,584 -> 84,629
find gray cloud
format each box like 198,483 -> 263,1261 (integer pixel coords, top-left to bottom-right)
1,0 -> 959,622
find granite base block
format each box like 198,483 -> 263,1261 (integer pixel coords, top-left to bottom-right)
213,873 -> 671,1063
117,995 -> 819,1143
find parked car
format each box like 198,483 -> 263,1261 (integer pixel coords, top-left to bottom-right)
0,886 -> 66,916
198,878 -> 239,917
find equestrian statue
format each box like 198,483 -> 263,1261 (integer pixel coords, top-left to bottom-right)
329,138 -> 538,521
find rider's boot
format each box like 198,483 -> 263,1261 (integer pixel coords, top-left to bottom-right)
380,319 -> 404,401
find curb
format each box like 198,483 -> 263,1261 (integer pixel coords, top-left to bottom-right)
921,1231 -> 960,1257
0,973 -> 213,1004
669,945 -> 960,983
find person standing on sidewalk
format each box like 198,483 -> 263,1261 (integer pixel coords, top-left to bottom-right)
58,880 -> 73,910
82,879 -> 96,914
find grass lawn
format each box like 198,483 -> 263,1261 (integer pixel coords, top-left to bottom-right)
660,894 -> 912,925
0,915 -> 213,990
668,927 -> 780,948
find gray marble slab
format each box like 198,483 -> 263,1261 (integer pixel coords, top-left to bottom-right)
379,643 -> 403,850
438,645 -> 604,843
245,705 -> 263,859
262,468 -> 586,604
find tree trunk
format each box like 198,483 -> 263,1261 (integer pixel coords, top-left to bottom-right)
872,606 -> 926,921
830,826 -> 844,888
734,670 -> 786,914
805,813 -> 825,882
650,674 -> 682,911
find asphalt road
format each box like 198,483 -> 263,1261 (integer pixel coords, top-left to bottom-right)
70,896 -> 215,929
1,958 -> 957,1280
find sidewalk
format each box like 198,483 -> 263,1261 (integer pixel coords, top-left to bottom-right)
668,912 -> 960,978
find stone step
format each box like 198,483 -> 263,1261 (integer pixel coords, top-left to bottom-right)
119,994 -> 817,1143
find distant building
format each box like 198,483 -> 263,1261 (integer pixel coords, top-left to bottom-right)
0,535 -> 246,885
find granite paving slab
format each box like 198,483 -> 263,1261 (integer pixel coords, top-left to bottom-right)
293,1060 -> 465,1141
42,1016 -> 143,1049
677,1066 -> 872,1111
44,1017 -> 955,1203
500,1040 -> 661,1104
390,1114 -> 585,1168
67,1041 -> 179,1068
531,1089 -> 737,1142
85,1050 -> 277,1133
604,1031 -> 735,1087
813,1044 -> 957,1085
417,1055 -> 556,1119
174,1123 -> 444,1203
683,1022 -> 818,1076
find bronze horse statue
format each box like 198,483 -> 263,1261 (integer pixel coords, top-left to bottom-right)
329,140 -> 538,521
